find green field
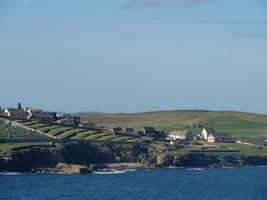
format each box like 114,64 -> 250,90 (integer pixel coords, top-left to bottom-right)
18,121 -> 146,143
227,143 -> 267,156
80,110 -> 267,137
0,142 -> 51,155
0,121 -> 47,138
71,131 -> 98,139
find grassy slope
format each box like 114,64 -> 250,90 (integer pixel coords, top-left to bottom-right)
80,110 -> 267,137
0,142 -> 51,155
16,121 -> 147,143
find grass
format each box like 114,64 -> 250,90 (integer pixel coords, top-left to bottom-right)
56,129 -> 86,139
199,116 -> 267,136
127,138 -> 145,143
38,125 -> 62,133
71,131 -> 98,139
84,132 -> 111,140
28,123 -> 47,129
111,136 -> 134,142
0,122 -> 47,138
227,143 -> 267,156
47,127 -> 74,136
21,121 -> 37,126
80,110 -> 267,137
0,142 -> 51,155
97,135 -> 120,141
185,142 -> 267,156
19,120 -> 142,143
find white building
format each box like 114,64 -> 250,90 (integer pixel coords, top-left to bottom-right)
167,130 -> 193,141
199,128 -> 216,140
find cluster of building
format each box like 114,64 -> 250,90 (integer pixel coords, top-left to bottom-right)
0,103 -> 83,127
0,103 -> 237,144
110,126 -> 166,139
167,127 -> 236,144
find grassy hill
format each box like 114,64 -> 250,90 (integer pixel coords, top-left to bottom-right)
80,110 -> 267,137
15,121 -> 148,143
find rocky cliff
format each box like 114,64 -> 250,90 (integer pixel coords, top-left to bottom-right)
1,142 -> 267,172
0,142 -> 148,172
150,153 -> 267,168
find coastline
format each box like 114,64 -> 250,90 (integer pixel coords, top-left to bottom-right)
2,165 -> 267,176
1,141 -> 267,174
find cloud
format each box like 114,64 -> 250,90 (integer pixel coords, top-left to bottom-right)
121,0 -> 207,10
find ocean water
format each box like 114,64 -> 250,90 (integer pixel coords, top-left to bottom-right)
1,168 -> 267,200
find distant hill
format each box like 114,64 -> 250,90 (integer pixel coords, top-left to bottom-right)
80,110 -> 267,137
73,111 -> 107,115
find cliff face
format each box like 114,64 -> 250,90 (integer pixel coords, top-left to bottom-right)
1,142 -> 267,172
0,142 -> 149,172
154,153 -> 267,168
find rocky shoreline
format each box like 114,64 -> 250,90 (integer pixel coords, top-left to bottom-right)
1,142 -> 267,174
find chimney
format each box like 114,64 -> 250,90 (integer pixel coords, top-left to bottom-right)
18,102 -> 22,109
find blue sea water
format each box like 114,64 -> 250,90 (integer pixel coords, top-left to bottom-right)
1,168 -> 267,200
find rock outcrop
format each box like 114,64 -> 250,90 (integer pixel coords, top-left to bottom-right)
1,142 -> 267,172
154,153 -> 267,168
0,142 -> 149,172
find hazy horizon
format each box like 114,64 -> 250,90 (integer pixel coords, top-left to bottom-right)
1,0 -> 267,114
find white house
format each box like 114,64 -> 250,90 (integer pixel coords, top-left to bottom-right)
167,130 -> 193,141
199,128 -> 216,140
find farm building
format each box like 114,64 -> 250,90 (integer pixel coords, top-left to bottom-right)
57,116 -> 80,126
80,121 -> 96,128
199,128 -> 216,140
110,127 -> 123,133
0,108 -> 4,116
123,128 -> 134,133
207,133 -> 236,143
142,127 -> 157,137
167,130 -> 193,141
142,127 -> 165,139
27,109 -> 57,122
3,108 -> 28,119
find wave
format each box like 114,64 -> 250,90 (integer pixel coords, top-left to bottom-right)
124,169 -> 136,172
93,170 -> 126,175
185,168 -> 205,171
167,166 -> 183,169
0,172 -> 21,175
222,167 -> 234,169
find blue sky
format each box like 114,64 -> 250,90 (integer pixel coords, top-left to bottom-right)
0,0 -> 267,113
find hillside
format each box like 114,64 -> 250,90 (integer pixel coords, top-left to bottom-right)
80,110 -> 267,137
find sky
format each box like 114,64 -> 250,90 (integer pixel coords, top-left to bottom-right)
0,0 -> 267,113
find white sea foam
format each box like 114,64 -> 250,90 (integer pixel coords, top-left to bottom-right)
186,168 -> 205,171
124,169 -> 136,172
222,167 -> 234,169
93,170 -> 126,175
0,172 -> 21,175
167,166 -> 181,169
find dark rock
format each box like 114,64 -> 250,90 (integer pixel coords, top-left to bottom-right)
0,142 -> 149,172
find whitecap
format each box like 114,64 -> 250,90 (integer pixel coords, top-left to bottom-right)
222,167 -> 234,169
185,168 -> 205,171
93,170 -> 126,175
167,166 -> 180,169
124,169 -> 136,172
0,172 -> 21,175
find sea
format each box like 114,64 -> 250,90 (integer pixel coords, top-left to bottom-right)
1,167 -> 267,200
